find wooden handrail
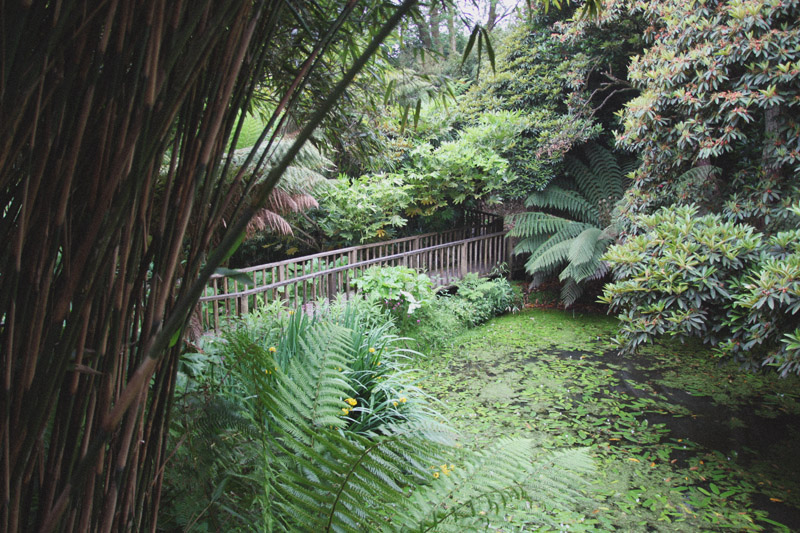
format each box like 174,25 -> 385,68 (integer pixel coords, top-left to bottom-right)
200,231 -> 506,302
207,214 -> 501,278
197,210 -> 506,332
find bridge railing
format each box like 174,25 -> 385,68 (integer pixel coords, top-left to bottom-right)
198,226 -> 508,333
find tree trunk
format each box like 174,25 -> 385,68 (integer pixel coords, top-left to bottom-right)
446,7 -> 458,55
486,0 -> 499,31
429,4 -> 442,54
415,11 -> 433,49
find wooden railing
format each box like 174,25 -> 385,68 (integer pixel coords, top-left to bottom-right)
198,210 -> 506,332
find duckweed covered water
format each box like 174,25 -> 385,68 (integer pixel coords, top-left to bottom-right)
416,308 -> 800,532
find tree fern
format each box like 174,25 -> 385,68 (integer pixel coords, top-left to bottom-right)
512,142 -> 633,305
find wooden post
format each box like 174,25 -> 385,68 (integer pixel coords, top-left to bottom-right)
459,242 -> 468,278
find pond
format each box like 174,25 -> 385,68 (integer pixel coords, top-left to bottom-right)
416,308 -> 800,532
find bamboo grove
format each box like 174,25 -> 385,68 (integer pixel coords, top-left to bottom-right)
0,1 -> 416,531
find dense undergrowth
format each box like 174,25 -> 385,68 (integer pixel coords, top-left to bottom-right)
160,278 -> 589,532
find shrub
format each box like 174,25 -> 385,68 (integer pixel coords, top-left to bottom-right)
401,274 -> 520,352
600,204 -> 762,354
451,273 -> 518,326
602,204 -> 800,376
719,230 -> 800,376
352,265 -> 435,326
313,173 -> 411,245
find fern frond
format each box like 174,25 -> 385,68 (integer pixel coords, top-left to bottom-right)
526,222 -> 593,268
564,156 -> 599,205
223,318 -> 593,533
513,233 -> 550,256
620,158 -> 639,178
507,212 -> 579,238
526,238 -> 573,278
397,444 -> 593,532
525,186 -> 599,224
567,227 -> 604,266
586,143 -> 625,204
560,277 -> 584,307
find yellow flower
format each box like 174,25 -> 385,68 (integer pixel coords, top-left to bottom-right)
288,310 -> 294,315
341,408 -> 350,415
376,361 -> 381,366
368,347 -> 376,353
268,346 -> 277,353
376,228 -> 386,238
393,401 -> 398,407
400,397 -> 407,403
345,398 -> 357,406
433,472 -> 439,479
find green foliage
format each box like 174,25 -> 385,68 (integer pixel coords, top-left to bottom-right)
613,0 -> 800,217
719,230 -> 800,376
458,9 -> 643,198
420,308 -> 800,530
450,273 -> 517,326
353,266 -> 435,326
600,204 -> 763,353
313,173 -> 411,245
229,112 -> 266,150
508,143 -> 628,306
163,303 -> 593,531
400,274 -> 520,352
602,202 -> 800,375
401,110 -> 527,209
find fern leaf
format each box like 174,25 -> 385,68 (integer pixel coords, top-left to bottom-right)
564,156 -> 600,206
560,278 -> 584,307
507,212 -> 576,238
513,234 -> 550,256
674,165 -> 720,188
525,186 -> 599,224
567,227 -> 604,266
526,238 -> 572,278
526,222 -> 593,268
585,143 -> 624,201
